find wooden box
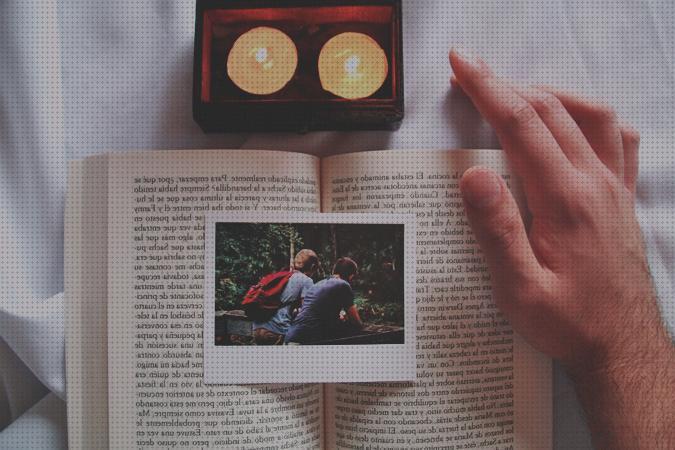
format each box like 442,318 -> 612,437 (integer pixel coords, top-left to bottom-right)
193,0 -> 404,132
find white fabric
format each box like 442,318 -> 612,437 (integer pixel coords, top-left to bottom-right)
1,1 -> 673,448
0,393 -> 67,449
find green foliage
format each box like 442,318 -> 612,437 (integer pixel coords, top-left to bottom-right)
214,222 -> 405,324
215,223 -> 302,310
354,296 -> 404,326
295,223 -> 405,307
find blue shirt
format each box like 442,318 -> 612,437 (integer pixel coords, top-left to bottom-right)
284,277 -> 354,344
252,272 -> 314,335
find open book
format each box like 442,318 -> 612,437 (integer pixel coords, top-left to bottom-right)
66,149 -> 551,449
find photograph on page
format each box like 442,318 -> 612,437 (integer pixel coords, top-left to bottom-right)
203,213 -> 416,384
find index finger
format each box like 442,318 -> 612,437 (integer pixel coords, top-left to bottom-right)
449,50 -> 577,200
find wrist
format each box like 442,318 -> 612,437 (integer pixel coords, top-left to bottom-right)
565,285 -> 671,380
566,324 -> 674,386
565,332 -> 675,450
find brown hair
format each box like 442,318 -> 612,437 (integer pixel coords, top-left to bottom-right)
332,257 -> 358,279
293,249 -> 319,274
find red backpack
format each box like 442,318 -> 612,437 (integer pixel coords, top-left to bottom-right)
241,270 -> 295,321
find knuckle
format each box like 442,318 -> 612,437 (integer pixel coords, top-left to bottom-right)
597,172 -> 628,204
503,103 -> 540,131
529,93 -> 563,117
556,174 -> 629,227
486,210 -> 522,254
552,180 -> 595,224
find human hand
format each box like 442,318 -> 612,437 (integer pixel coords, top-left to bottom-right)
448,49 -> 670,376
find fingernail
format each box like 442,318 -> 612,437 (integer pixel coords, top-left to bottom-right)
460,167 -> 503,209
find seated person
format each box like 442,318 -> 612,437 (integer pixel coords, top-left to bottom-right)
285,257 -> 363,344
252,249 -> 318,345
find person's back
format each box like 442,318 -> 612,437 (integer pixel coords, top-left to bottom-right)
252,272 -> 314,343
284,277 -> 355,344
252,249 -> 318,345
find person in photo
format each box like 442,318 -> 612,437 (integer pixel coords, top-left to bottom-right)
285,257 -> 364,344
252,249 -> 319,345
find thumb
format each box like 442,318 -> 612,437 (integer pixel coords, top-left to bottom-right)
460,167 -> 541,290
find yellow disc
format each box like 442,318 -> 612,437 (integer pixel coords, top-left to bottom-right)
318,32 -> 389,100
227,27 -> 298,95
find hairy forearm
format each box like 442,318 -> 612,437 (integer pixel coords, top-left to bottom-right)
569,329 -> 675,450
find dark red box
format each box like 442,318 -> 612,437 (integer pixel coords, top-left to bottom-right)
193,0 -> 403,132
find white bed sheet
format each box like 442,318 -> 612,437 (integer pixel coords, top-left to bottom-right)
1,1 -> 673,448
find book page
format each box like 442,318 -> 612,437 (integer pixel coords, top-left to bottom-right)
65,156 -> 110,449
321,150 -> 551,449
107,150 -> 323,449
